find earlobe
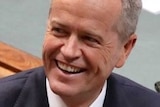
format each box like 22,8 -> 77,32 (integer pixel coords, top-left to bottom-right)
115,34 -> 137,68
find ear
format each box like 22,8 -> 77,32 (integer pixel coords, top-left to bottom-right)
115,34 -> 137,68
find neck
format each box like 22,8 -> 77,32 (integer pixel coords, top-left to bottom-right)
60,81 -> 107,107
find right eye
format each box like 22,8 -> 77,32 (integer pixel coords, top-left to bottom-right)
51,27 -> 67,37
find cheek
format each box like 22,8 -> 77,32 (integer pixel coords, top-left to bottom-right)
42,38 -> 52,71
83,48 -> 110,76
97,50 -> 113,77
43,36 -> 56,52
43,35 -> 63,56
42,35 -> 63,67
42,37 -> 53,63
88,47 -> 118,78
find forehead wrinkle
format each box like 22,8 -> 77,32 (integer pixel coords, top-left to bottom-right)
50,0 -> 122,38
52,0 -> 115,20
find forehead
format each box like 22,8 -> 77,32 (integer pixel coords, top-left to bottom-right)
50,0 -> 122,23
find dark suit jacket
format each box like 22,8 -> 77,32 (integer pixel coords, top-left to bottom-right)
0,67 -> 160,107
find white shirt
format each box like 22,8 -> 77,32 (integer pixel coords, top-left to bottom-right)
46,79 -> 107,107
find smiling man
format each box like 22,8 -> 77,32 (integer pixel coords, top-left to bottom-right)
0,0 -> 160,107
43,0 -> 132,106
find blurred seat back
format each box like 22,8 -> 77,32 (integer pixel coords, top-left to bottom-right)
0,41 -> 43,78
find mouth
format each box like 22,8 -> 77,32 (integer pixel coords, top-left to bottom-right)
55,60 -> 84,74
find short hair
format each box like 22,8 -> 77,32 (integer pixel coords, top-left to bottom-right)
49,0 -> 142,42
114,0 -> 142,42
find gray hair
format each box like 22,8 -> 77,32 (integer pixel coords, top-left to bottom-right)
114,0 -> 142,42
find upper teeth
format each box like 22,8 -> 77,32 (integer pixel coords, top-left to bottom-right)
57,61 -> 81,73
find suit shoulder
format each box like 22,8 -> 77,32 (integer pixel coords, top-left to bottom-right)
0,68 -> 40,92
109,73 -> 157,93
0,67 -> 44,106
108,73 -> 160,106
0,66 -> 44,87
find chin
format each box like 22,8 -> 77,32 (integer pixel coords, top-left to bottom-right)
49,79 -> 79,97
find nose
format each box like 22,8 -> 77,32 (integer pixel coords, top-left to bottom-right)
60,35 -> 82,61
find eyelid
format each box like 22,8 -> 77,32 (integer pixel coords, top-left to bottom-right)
81,35 -> 100,46
50,26 -> 69,37
52,27 -> 64,32
89,36 -> 99,43
84,32 -> 102,43
50,21 -> 70,33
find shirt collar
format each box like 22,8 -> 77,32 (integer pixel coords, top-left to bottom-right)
90,80 -> 107,107
46,79 -> 107,107
46,79 -> 67,107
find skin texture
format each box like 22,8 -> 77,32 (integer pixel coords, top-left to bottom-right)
42,0 -> 137,106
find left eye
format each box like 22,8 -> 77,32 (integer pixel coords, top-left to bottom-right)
83,36 -> 100,44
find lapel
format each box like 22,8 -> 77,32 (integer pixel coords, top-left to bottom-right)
103,74 -> 132,107
14,67 -> 49,107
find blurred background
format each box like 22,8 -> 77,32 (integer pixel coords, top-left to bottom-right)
0,0 -> 160,91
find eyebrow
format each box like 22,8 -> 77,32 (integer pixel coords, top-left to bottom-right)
50,20 -> 68,28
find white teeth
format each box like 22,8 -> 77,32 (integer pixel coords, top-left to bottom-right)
57,61 -> 81,73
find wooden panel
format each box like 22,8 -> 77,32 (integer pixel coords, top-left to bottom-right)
0,66 -> 15,77
0,41 -> 43,77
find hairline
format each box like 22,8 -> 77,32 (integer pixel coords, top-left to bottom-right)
112,0 -> 142,43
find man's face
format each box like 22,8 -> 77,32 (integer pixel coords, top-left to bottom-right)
43,0 -> 125,99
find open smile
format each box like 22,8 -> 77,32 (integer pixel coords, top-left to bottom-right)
55,60 -> 84,74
